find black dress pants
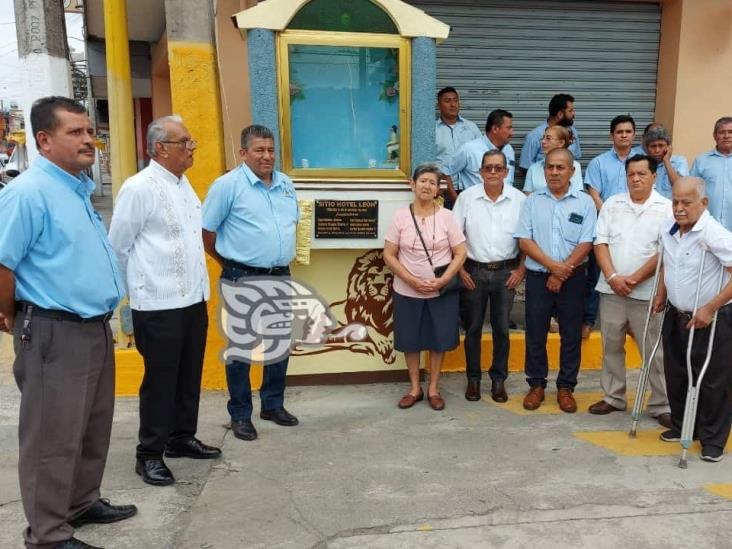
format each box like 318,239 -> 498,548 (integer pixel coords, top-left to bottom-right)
132,301 -> 208,459
662,304 -> 732,451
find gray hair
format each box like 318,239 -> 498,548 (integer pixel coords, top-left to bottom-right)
676,176 -> 707,200
240,124 -> 275,149
411,162 -> 441,181
147,115 -> 183,157
643,126 -> 672,147
481,149 -> 507,168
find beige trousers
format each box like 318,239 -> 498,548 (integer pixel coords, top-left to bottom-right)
598,293 -> 670,416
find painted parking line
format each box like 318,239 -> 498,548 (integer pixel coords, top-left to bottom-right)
705,484 -> 732,501
574,429 -> 732,457
489,391 -> 637,416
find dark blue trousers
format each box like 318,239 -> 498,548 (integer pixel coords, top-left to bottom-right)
221,265 -> 290,422
524,269 -> 586,389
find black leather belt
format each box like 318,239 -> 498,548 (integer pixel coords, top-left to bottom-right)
223,259 -> 289,276
17,301 -> 113,323
467,257 -> 519,271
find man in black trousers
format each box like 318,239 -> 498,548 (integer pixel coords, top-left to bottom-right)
110,115 -> 221,486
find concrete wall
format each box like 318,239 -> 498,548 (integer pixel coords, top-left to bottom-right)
656,0 -> 732,161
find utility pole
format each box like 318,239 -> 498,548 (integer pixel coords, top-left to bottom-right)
13,0 -> 73,162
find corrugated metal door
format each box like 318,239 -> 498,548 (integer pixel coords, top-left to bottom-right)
411,0 -> 661,174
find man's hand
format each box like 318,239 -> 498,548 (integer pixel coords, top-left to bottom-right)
0,311 -> 13,333
459,268 -> 476,291
506,265 -> 526,289
546,274 -> 563,293
549,261 -> 573,282
608,275 -> 636,297
687,304 -> 715,329
663,146 -> 673,165
652,293 -> 666,314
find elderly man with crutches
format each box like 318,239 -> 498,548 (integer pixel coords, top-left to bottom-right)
653,177 -> 732,463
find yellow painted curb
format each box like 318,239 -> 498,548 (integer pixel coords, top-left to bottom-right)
114,331 -> 640,397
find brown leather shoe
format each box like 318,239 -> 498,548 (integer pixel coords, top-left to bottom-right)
588,400 -> 622,415
398,389 -> 423,409
465,380 -> 481,401
655,412 -> 673,429
581,324 -> 592,339
427,393 -> 445,411
523,386 -> 545,410
557,388 -> 577,413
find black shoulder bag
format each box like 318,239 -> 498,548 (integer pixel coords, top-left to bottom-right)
409,204 -> 463,295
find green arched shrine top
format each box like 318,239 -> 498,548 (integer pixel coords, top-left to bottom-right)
288,0 -> 398,34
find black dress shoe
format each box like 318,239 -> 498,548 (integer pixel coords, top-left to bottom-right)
135,458 -> 175,486
465,380 -> 481,401
54,537 -> 104,548
231,419 -> 258,441
260,407 -> 299,426
491,380 -> 508,403
165,437 -> 222,459
69,498 -> 138,528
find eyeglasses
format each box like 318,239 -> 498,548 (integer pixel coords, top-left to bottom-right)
160,139 -> 198,150
481,165 -> 507,173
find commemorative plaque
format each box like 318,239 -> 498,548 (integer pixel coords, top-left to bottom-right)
314,200 -> 379,239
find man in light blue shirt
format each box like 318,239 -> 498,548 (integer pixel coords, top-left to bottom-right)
691,116 -> 732,230
515,148 -> 596,414
0,96 -> 135,549
641,124 -> 689,199
203,124 -> 300,443
443,109 -> 515,201
584,114 -> 637,338
519,93 -> 581,170
435,86 -> 482,202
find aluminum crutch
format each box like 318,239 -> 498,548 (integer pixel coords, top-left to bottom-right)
629,243 -> 666,438
678,249 -> 726,469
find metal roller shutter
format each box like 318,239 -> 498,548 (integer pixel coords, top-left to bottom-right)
411,0 -> 661,178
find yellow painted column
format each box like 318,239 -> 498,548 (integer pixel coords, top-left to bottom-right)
103,0 -> 137,197
168,40 -> 229,390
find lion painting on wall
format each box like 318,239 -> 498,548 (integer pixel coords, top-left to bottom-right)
291,249 -> 396,363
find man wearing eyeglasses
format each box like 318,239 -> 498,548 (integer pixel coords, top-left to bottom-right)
109,115 -> 220,487
453,150 -> 526,402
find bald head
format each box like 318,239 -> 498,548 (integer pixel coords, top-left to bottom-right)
545,147 -> 574,166
672,176 -> 708,233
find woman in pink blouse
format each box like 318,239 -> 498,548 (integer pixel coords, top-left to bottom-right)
383,163 -> 467,410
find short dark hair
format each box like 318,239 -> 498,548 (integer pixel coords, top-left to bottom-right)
610,114 -> 636,133
437,86 -> 458,100
485,109 -> 512,134
625,154 -> 658,174
548,93 -> 575,117
412,162 -> 441,181
240,124 -> 274,149
480,149 -> 507,168
714,116 -> 732,133
30,96 -> 87,147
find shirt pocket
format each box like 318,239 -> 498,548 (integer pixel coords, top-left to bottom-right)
562,220 -> 583,245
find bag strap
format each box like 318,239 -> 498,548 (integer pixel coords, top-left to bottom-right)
409,204 -> 435,269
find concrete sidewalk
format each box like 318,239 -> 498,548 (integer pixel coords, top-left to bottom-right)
1,342 -> 731,548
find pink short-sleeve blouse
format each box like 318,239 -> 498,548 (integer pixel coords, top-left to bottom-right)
384,206 -> 466,299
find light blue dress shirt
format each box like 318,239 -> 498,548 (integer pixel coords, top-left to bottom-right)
653,155 -> 689,199
435,115 -> 482,190
691,149 -> 732,231
524,159 -> 584,194
202,163 -> 299,268
514,187 -> 597,272
518,121 -> 582,170
0,155 -> 124,317
444,135 -> 515,190
586,148 -> 634,202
